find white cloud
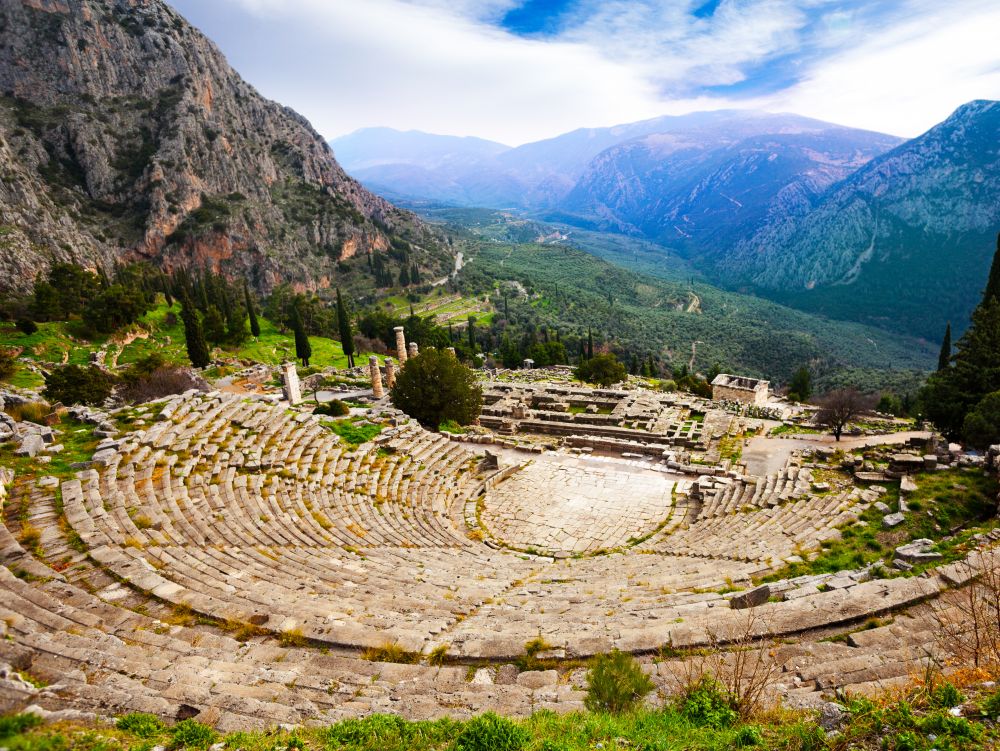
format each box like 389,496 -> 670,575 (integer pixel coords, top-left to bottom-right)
203,0 -> 665,145
755,0 -> 1000,136
175,0 -> 1000,145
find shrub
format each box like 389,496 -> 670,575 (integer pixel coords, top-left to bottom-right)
452,713 -> 529,751
981,687 -> 1000,718
314,399 -> 350,417
15,318 -> 37,335
890,731 -> 918,751
0,348 -> 15,380
678,677 -> 737,729
116,712 -> 165,738
43,363 -> 117,406
169,718 -> 217,749
575,353 -> 627,387
929,680 -> 964,708
733,724 -> 764,747
118,361 -> 206,404
584,650 -> 655,713
0,712 -> 43,739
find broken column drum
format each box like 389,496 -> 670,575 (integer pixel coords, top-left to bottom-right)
281,362 -> 301,405
369,356 -> 384,399
394,326 -> 407,365
408,342 -> 419,360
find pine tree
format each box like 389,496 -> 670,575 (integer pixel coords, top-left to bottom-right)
937,322 -> 952,371
336,288 -> 355,368
244,281 -> 260,338
292,308 -> 311,367
180,299 -> 210,369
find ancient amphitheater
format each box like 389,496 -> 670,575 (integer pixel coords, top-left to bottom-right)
0,368 -> 996,731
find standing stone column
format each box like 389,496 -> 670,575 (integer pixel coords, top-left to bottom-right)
394,326 -> 407,365
407,342 -> 419,360
385,358 -> 396,389
369,356 -> 384,398
281,362 -> 301,405
446,347 -> 456,357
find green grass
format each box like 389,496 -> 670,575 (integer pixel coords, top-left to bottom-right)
0,417 -> 100,483
3,694 -> 998,751
0,303 -> 378,390
325,418 -> 383,447
760,468 -> 999,583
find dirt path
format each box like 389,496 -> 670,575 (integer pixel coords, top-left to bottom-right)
743,430 -> 932,477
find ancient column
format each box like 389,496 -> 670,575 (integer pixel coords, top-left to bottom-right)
407,341 -> 419,360
281,362 -> 301,405
385,358 -> 396,389
369,356 -> 384,398
394,326 -> 407,365
446,347 -> 456,357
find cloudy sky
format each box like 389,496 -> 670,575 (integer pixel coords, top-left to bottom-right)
169,0 -> 1000,146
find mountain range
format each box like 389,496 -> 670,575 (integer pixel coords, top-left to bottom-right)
0,0 -> 449,294
335,103 -> 1000,340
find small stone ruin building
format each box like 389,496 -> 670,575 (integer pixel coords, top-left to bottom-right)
711,373 -> 769,407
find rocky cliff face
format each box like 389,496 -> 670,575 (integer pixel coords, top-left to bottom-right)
719,100 -> 1000,339
0,0 -> 449,293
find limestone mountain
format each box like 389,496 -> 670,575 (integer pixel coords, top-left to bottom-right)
0,0 -> 449,293
336,110 -> 882,210
718,100 -> 1000,339
552,115 -> 901,250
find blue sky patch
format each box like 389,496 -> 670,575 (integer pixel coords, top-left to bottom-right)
500,0 -> 577,37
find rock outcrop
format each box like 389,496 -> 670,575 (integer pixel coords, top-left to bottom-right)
0,0 -> 450,292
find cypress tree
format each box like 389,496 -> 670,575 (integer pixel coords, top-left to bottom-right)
587,329 -> 594,360
467,315 -> 477,352
985,232 -> 1000,304
937,322 -> 952,371
336,288 -> 355,368
399,265 -> 411,287
162,274 -> 173,309
244,281 -> 260,338
180,299 -> 210,368
292,308 -> 311,367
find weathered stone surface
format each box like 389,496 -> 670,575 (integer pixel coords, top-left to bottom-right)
516,670 -> 558,689
883,513 -> 905,528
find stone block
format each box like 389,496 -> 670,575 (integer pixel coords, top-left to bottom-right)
895,539 -> 942,563
882,513 -> 905,528
729,585 -> 770,609
14,433 -> 44,457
